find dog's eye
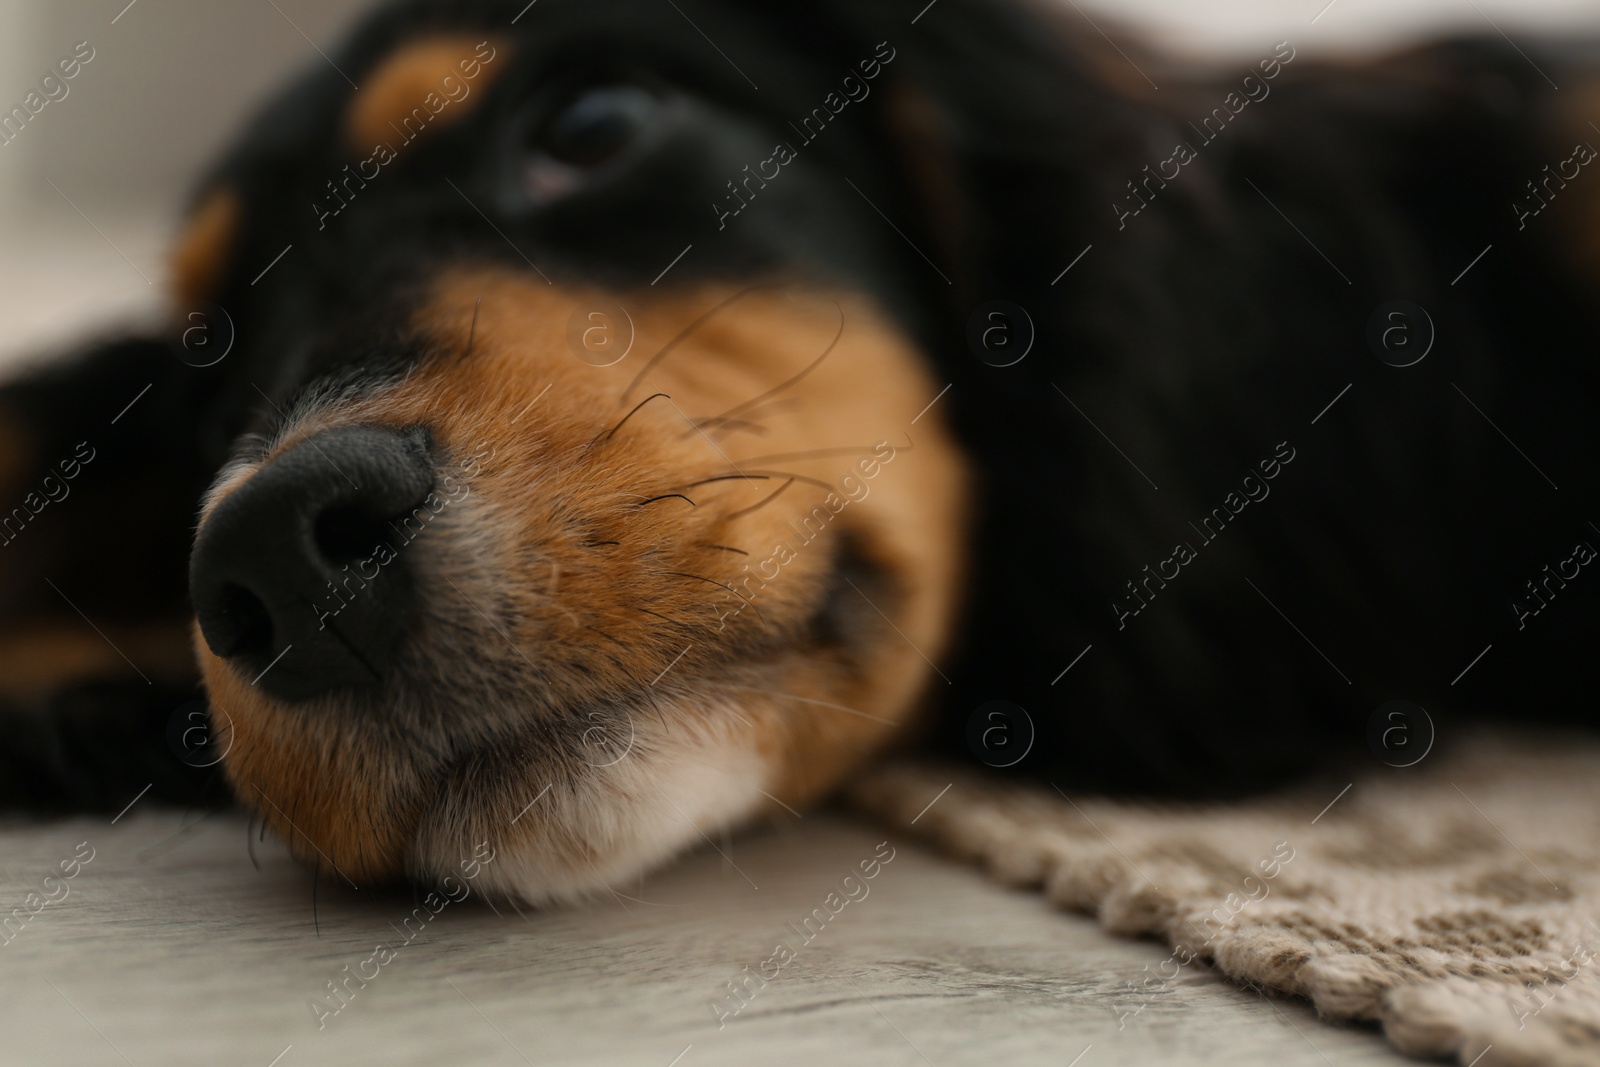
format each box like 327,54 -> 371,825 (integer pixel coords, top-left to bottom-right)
540,85 -> 658,168
521,85 -> 660,203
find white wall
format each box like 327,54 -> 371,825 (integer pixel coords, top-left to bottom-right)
0,0 -> 374,217
0,2 -> 42,210
1079,0 -> 1595,56
0,0 -> 376,364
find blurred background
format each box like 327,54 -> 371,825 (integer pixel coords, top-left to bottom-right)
0,0 -> 1593,364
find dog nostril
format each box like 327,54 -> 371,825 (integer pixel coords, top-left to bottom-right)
314,504 -> 394,566
215,581 -> 274,657
190,424 -> 436,702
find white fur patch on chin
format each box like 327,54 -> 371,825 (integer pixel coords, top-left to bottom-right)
413,707 -> 771,906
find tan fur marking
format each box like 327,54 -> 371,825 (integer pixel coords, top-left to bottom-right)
0,621 -> 195,702
346,36 -> 505,151
169,188 -> 240,308
1547,80 -> 1600,282
200,647 -> 430,883
0,417 -> 37,501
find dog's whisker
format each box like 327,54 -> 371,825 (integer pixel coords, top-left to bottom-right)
725,476 -> 796,520
695,399 -> 802,436
246,810 -> 261,871
632,493 -> 697,509
459,295 -> 483,361
619,285 -> 777,402
723,683 -> 898,726
638,607 -> 691,629
642,687 -> 670,732
680,474 -> 771,489
720,468 -> 836,492
679,416 -> 768,439
712,300 -> 844,425
586,626 -> 629,650
591,392 -> 671,450
504,892 -> 539,927
651,571 -> 765,624
730,444 -> 883,467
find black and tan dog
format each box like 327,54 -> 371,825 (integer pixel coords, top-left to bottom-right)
3,0 -> 1599,902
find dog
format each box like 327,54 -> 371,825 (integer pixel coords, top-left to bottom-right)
2,0 -> 1598,904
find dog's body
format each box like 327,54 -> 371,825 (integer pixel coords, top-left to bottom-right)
3,0 -> 1598,900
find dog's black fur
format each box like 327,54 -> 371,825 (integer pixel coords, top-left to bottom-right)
3,0 -> 1598,812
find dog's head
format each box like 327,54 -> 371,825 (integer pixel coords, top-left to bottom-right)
176,1 -> 980,901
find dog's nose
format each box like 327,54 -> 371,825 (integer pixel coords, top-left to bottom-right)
190,425 -> 435,702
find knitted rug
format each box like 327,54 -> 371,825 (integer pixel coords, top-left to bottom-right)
846,730 -> 1600,1066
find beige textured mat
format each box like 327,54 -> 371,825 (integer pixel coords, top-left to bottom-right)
847,731 -> 1600,1066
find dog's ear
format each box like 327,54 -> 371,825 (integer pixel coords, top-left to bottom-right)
834,0 -> 1127,313
0,334 -> 224,812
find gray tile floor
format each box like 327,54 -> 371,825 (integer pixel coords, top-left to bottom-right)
0,808 -> 1421,1067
